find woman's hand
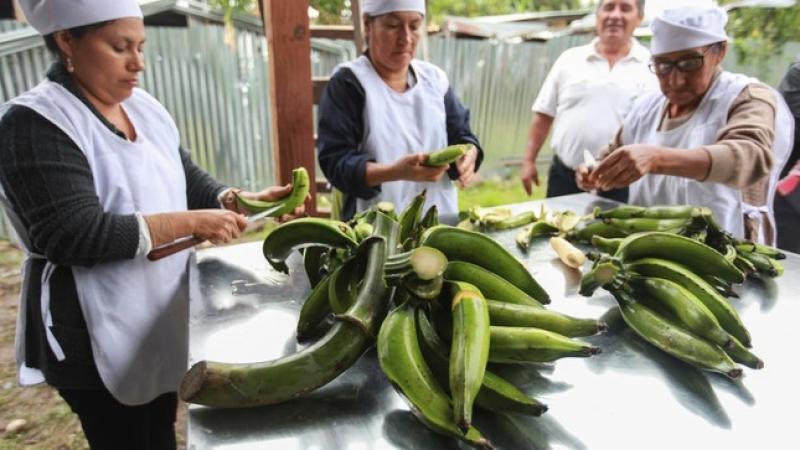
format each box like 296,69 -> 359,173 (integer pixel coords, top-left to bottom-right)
223,184 -> 307,222
455,144 -> 478,189
190,209 -> 247,244
393,153 -> 449,182
590,144 -> 661,191
241,184 -> 307,222
575,164 -> 596,192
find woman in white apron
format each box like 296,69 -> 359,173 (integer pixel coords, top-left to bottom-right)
577,5 -> 793,244
316,0 -> 484,220
0,1 -> 302,448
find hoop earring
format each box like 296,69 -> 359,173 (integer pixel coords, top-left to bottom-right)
66,57 -> 75,73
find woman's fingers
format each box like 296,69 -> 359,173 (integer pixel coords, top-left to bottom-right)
575,164 -> 595,191
260,183 -> 293,201
192,210 -> 246,244
456,145 -> 477,174
459,170 -> 476,189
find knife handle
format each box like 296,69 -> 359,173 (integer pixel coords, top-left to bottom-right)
147,237 -> 204,261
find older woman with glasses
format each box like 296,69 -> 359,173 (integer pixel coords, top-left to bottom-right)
577,5 -> 793,244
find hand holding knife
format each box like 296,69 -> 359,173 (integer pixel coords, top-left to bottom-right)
146,203 -> 282,261
580,149 -> 598,193
583,148 -> 597,173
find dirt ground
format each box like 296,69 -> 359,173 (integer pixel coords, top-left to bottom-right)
0,240 -> 188,450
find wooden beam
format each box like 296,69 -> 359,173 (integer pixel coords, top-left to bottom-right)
312,76 -> 329,105
310,25 -> 355,40
316,180 -> 332,193
262,0 -> 318,215
352,0 -> 365,54
1,0 -> 17,19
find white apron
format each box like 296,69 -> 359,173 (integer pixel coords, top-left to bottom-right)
0,81 -> 191,405
622,72 -> 793,243
340,56 -> 457,216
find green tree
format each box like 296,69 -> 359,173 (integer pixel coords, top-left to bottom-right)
720,3 -> 800,70
428,0 -> 581,25
207,0 -> 257,48
313,0 -> 350,25
310,0 -> 582,26
208,0 -> 257,23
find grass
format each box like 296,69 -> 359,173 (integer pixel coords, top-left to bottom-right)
315,168 -> 548,220
458,172 -> 547,211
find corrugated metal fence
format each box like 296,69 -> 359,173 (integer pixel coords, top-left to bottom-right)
142,20 -> 274,191
430,34 -> 590,168
0,19 -> 26,33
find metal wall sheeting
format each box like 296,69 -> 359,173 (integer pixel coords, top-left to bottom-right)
0,42 -> 51,102
0,20 -> 26,34
429,34 -> 590,170
142,20 -> 275,191
311,38 -> 357,76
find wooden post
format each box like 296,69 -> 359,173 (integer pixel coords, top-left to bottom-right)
1,0 -> 18,20
352,0 -> 365,54
261,0 -> 317,215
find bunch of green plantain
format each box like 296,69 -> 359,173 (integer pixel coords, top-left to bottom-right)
234,167 -> 311,217
579,230 -> 764,379
457,205 -> 538,232
380,275 -> 604,448
573,204 -> 786,279
458,203 -> 593,251
514,207 -> 593,252
179,189 -> 609,448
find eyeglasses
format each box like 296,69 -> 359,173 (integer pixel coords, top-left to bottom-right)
648,46 -> 715,76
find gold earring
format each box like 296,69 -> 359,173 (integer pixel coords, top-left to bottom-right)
66,57 -> 74,73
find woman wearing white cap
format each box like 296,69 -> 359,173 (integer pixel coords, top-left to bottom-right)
578,5 -> 793,243
0,1 -> 303,447
317,0 -> 483,220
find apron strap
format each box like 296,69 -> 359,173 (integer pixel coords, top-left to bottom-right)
40,262 -> 65,361
0,187 -> 34,252
0,185 -> 64,384
742,203 -> 774,245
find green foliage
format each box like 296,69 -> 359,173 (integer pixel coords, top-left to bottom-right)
721,3 -> 800,69
428,0 -> 580,24
313,0 -> 350,25
208,0 -> 256,23
310,0 -> 581,25
458,174 -> 546,212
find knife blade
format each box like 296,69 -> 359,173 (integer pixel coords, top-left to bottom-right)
147,203 -> 284,261
243,203 -> 284,232
582,148 -> 597,171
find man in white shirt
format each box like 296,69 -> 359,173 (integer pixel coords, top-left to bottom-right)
521,0 -> 656,201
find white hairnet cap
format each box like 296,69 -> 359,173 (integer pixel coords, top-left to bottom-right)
362,0 -> 426,16
650,6 -> 729,56
19,0 -> 143,35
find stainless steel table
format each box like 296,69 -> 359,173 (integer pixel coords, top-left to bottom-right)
187,193 -> 800,450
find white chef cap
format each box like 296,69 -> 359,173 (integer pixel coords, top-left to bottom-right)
19,0 -> 143,36
650,6 -> 729,56
362,0 -> 426,16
